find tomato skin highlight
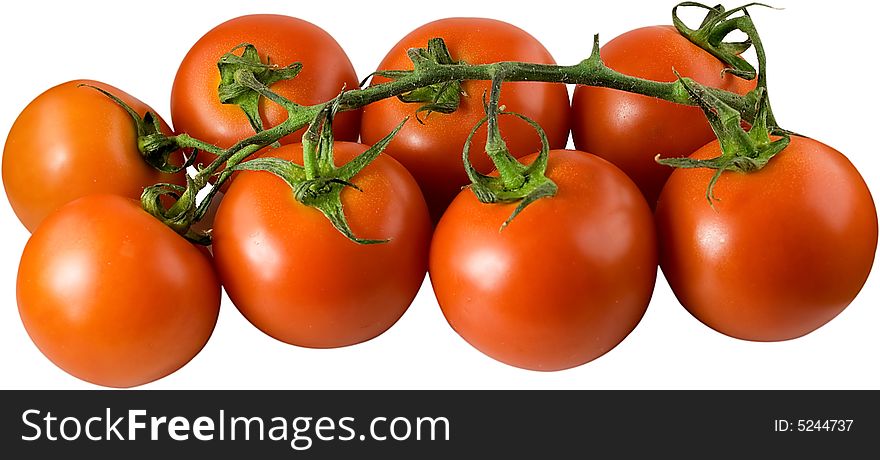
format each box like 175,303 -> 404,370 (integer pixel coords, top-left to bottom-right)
656,136 -> 878,341
430,150 -> 657,371
571,25 -> 756,206
212,142 -> 432,348
171,14 -> 360,152
16,195 -> 221,388
361,18 -> 571,221
2,80 -> 184,233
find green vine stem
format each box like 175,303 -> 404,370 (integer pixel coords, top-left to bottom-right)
123,2 -> 781,243
340,34 -> 753,116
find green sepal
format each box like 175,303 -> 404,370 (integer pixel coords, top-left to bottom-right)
297,180 -> 386,245
409,38 -> 458,68
233,157 -> 306,184
499,179 -> 558,230
336,117 -> 407,182
657,75 -> 790,204
398,80 -> 462,122
79,84 -> 188,174
217,43 -> 303,134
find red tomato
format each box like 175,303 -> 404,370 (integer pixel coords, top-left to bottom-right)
656,136 -> 878,341
212,142 -> 431,348
361,18 -> 571,221
571,26 -> 756,206
430,150 -> 657,371
2,80 -> 184,233
17,195 -> 221,388
171,14 -> 360,153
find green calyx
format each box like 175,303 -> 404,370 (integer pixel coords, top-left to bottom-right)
373,38 -> 465,122
234,97 -> 407,244
80,84 -> 190,174
673,2 -> 783,129
217,43 -> 303,134
464,74 -> 557,230
673,2 -> 772,80
657,75 -> 789,204
141,178 -> 211,245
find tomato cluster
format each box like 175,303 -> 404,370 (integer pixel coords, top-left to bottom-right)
1,10 -> 876,387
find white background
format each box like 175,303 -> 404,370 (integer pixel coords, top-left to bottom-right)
0,0 -> 877,390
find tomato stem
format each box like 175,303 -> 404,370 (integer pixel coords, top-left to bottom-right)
301,103 -> 330,181
228,102 -> 408,244
484,73 -> 526,191
462,75 -> 558,230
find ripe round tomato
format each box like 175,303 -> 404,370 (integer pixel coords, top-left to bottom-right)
571,26 -> 756,206
212,142 -> 431,348
656,136 -> 878,341
430,150 -> 657,371
2,80 -> 184,233
17,194 -> 221,388
171,14 -> 360,153
361,18 -> 571,221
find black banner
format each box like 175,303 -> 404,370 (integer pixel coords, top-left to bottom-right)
1,390 -> 876,458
